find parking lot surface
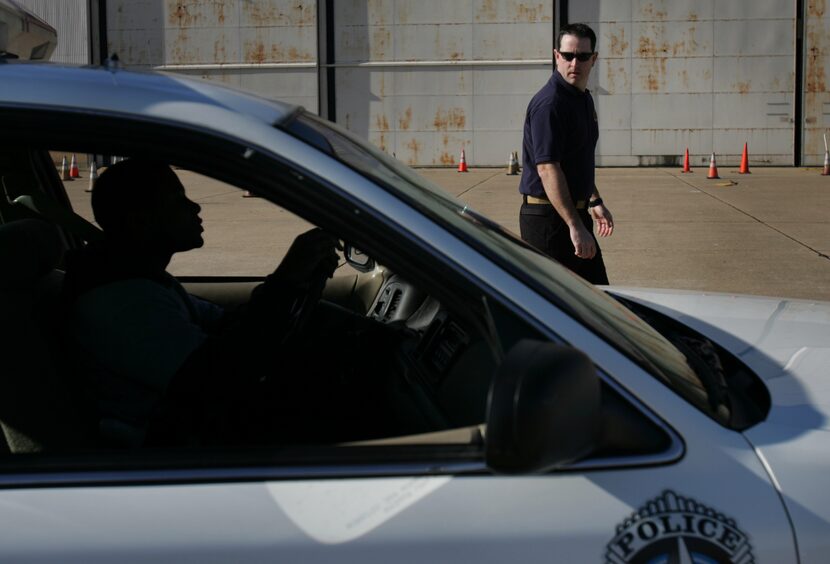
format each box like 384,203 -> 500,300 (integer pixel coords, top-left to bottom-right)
66,165 -> 830,301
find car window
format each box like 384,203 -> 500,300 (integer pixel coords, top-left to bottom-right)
64,158 -> 314,277
0,147 -> 537,457
281,112 -> 729,427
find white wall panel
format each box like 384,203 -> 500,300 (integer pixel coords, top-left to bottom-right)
92,0 -> 807,166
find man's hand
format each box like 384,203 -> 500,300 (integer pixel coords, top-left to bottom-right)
590,204 -> 614,238
273,228 -> 341,288
569,222 -> 596,259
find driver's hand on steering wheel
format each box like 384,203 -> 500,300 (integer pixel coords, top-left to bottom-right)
273,227 -> 341,289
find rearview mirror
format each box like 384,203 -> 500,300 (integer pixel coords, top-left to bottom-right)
485,340 -> 602,474
344,243 -> 375,272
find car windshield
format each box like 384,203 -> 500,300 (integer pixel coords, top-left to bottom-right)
281,111 -> 721,424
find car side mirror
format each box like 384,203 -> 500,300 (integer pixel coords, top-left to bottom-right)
344,243 -> 375,272
485,340 -> 602,474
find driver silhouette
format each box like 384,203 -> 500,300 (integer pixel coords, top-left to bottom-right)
63,159 -> 345,447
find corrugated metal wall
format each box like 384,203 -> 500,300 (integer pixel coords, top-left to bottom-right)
106,0 -> 318,109
33,0 -> 830,167
332,1 -> 553,166
575,0 -> 796,166
17,0 -> 89,64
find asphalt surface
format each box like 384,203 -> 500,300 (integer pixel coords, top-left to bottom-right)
66,165 -> 830,301
422,166 -> 830,301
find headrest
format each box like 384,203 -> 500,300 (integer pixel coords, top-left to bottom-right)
0,219 -> 62,291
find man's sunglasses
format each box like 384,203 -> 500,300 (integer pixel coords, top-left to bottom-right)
558,51 -> 594,62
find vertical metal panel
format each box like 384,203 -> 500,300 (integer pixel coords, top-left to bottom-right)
578,0 -> 794,166
334,0 -> 553,166
41,0 -> 806,166
105,1 -> 318,113
802,0 -> 830,164
17,0 -> 89,64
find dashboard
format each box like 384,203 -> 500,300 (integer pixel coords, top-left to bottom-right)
366,273 -> 495,431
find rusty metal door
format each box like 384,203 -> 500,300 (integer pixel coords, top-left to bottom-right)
97,1 -> 814,167
802,0 -> 830,165
105,1 -> 320,111
569,0 -> 797,167
331,1 -> 555,167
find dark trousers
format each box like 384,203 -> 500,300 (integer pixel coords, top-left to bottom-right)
519,203 -> 609,285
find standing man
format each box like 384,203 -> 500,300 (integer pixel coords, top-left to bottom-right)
519,22 -> 613,284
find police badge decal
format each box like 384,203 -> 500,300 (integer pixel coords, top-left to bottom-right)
605,490 -> 755,564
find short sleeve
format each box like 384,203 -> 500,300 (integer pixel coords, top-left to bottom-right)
530,102 -> 564,166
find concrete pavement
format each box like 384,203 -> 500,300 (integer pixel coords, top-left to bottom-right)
67,166 -> 830,301
419,166 -> 830,301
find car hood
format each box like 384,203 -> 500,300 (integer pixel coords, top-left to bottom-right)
608,287 -> 830,554
606,287 -> 830,387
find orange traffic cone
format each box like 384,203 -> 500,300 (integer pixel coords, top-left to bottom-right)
60,156 -> 72,181
707,152 -> 720,179
86,161 -> 98,192
823,151 -> 830,176
681,148 -> 692,173
739,143 -> 750,174
457,148 -> 468,172
70,154 -> 80,178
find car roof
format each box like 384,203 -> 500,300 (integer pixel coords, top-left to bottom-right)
0,60 -> 301,139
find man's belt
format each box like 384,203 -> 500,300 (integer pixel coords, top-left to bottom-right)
523,194 -> 586,209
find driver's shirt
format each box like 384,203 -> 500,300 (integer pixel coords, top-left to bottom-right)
69,270 -> 224,446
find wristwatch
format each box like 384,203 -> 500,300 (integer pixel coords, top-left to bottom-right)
588,197 -> 603,208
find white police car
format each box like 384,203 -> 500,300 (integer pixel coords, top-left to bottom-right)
1,57 -> 829,564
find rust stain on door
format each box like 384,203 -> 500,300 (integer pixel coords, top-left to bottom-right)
169,3 -> 198,27
375,113 -> 390,132
399,107 -> 413,131
606,28 -> 629,57
639,3 -> 667,20
439,134 -> 455,165
805,0 -> 829,157
242,1 -> 315,26
405,138 -> 422,165
806,36 -> 826,92
433,107 -> 466,130
605,62 -> 629,93
642,58 -> 668,92
475,0 -> 550,23
168,1 -> 232,27
243,40 -> 313,63
514,2 -> 550,22
372,28 -> 391,59
245,41 -> 267,64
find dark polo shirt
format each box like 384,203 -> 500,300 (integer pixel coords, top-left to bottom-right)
518,70 -> 599,202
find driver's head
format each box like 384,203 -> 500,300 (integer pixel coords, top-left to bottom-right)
91,158 -> 204,253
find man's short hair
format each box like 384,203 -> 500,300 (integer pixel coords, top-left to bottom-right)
558,23 -> 597,52
91,159 -> 182,235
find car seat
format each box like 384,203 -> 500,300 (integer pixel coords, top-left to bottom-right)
0,219 -> 95,452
